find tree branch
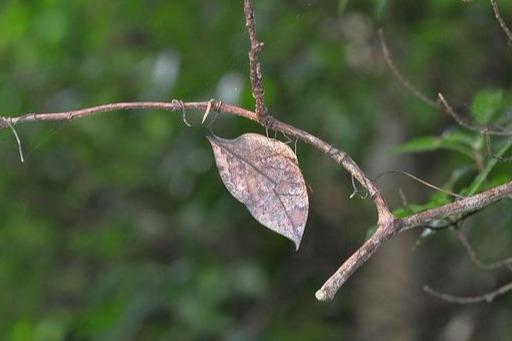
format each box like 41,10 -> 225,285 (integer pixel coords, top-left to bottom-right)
401,181 -> 512,230
2,100 -> 512,301
2,1 -> 512,304
0,101 -> 383,209
315,217 -> 399,301
315,181 -> 512,301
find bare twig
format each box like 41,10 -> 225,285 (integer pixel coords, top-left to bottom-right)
454,227 -> 512,271
424,281 -> 512,304
438,93 -> 512,136
2,5 -> 512,303
375,170 -> 465,200
379,28 -> 512,137
2,100 -> 512,301
491,0 -> 512,44
342,33 -> 512,300
378,28 -> 439,109
0,100 -> 383,207
244,0 -> 268,120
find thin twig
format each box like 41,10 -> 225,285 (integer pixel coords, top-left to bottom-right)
491,0 -> 512,44
375,170 -> 465,199
0,99 -> 392,303
454,227 -> 512,271
379,28 -> 512,137
378,28 -> 439,109
438,93 -> 512,136
2,100 -> 512,301
424,281 -> 512,304
0,102 -> 244,127
0,100 -> 382,204
244,0 -> 268,120
0,2 -> 511,305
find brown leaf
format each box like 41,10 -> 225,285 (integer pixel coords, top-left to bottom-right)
208,133 -> 309,250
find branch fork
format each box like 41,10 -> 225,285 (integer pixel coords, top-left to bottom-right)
1,98 -> 512,301
1,0 -> 512,302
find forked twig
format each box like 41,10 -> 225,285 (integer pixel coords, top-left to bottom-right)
438,93 -> 512,136
1,103 -> 512,302
379,28 -> 512,137
1,3 -> 512,303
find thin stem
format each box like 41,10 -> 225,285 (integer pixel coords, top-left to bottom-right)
244,0 -> 268,119
375,170 -> 465,199
424,281 -> 512,304
491,0 -> 512,44
378,28 -> 439,109
454,227 -> 512,271
379,28 -> 512,137
438,93 -> 512,136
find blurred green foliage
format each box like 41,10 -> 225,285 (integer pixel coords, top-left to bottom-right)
0,0 -> 512,340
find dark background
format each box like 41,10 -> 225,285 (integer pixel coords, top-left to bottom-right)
1,0 -> 511,340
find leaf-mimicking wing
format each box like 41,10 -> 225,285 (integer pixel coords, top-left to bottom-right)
208,133 -> 309,250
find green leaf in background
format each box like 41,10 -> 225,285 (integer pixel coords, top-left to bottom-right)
393,207 -> 414,218
394,130 -> 475,159
394,136 -> 441,153
470,89 -> 504,124
406,192 -> 451,214
463,139 -> 512,195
